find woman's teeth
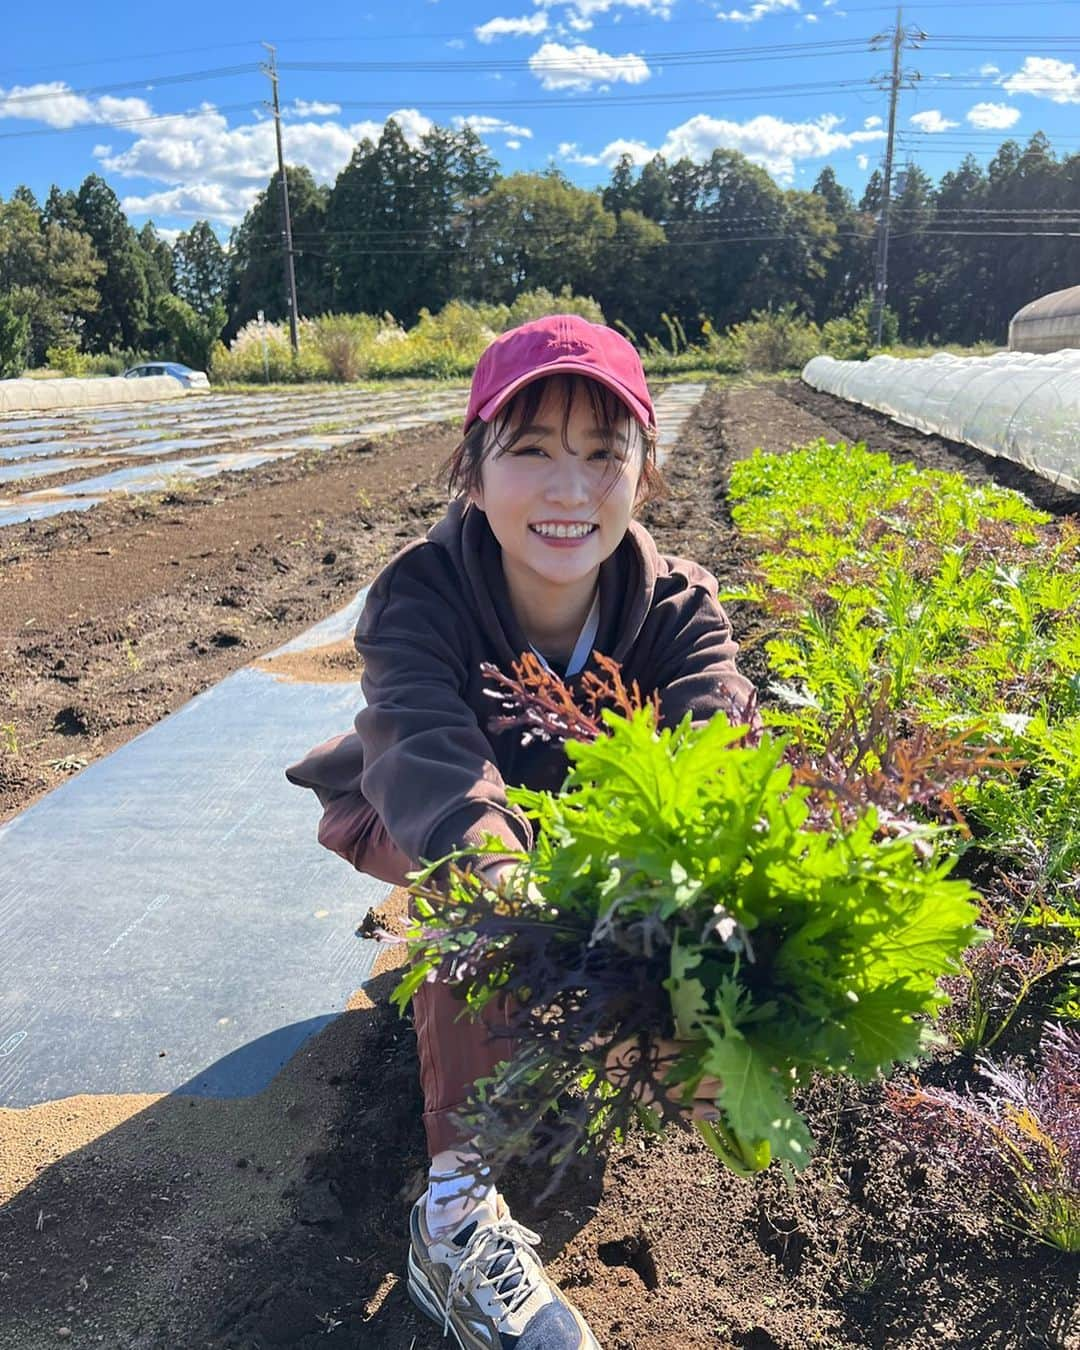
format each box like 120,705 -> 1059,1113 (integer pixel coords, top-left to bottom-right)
530,523 -> 597,539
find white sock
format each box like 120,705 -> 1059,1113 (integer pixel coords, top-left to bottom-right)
425,1150 -> 494,1238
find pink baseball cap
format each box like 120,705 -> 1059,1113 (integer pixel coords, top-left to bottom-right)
464,314 -> 655,433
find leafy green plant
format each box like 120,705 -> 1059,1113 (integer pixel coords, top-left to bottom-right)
1,720 -> 19,756
390,657 -> 987,1190
886,1022 -> 1080,1252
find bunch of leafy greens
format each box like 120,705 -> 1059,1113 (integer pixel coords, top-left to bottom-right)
392,656 -> 989,1190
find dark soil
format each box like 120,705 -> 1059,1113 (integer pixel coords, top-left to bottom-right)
0,382 -> 1076,1350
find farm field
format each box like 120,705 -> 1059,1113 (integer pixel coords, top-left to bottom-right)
0,379 -> 1077,1350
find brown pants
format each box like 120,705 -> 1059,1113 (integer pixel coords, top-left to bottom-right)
373,853 -> 516,1159
411,976 -> 515,1157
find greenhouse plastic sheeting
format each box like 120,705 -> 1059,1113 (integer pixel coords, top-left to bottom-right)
0,375 -> 187,413
802,351 -> 1080,492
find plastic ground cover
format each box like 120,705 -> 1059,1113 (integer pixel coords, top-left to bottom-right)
802,352 -> 1080,491
0,588 -> 385,1105
0,391 -> 468,528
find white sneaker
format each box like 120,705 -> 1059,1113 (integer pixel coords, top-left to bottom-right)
407,1189 -> 601,1349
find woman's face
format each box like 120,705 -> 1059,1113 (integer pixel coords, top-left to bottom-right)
469,380 -> 643,592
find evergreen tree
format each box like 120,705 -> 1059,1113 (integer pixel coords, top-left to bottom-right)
73,174 -> 149,351
601,154 -> 636,216
172,220 -> 227,316
810,167 -> 872,320
227,166 -> 330,334
882,161 -> 934,339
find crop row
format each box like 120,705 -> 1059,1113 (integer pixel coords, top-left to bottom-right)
723,439 -> 1079,1250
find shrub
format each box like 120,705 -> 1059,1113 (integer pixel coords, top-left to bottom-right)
310,312 -> 383,381
727,305 -> 822,374
83,353 -> 130,376
44,342 -> 90,377
506,285 -> 604,328
821,298 -> 900,360
156,294 -> 225,373
210,317 -> 331,383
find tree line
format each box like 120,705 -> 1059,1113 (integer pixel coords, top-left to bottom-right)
0,121 -> 1076,373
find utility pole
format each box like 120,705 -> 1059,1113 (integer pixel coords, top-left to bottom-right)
261,42 -> 300,354
869,8 -> 925,346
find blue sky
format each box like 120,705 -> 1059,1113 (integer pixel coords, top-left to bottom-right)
2,0 -> 1078,239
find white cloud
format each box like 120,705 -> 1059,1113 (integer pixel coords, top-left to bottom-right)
120,182 -> 261,223
1002,56 -> 1080,104
446,38 -> 466,48
805,12 -> 819,21
716,0 -> 800,23
966,101 -> 1021,130
0,81 -> 151,129
529,40 -> 650,91
910,109 -> 959,133
452,114 -> 534,139
979,63 -> 1000,77
100,103 -> 433,226
856,154 -> 869,170
534,0 -> 673,25
290,99 -> 342,117
562,112 -> 885,182
95,95 -> 155,123
863,115 -> 882,129
560,137 -> 653,167
506,139 -> 522,150
475,13 -> 549,41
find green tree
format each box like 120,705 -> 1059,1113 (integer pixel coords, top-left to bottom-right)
601,154 -> 636,216
227,166 -> 330,334
35,221 -> 106,360
0,292 -> 30,377
810,167 -> 873,321
73,174 -> 149,351
173,220 -> 227,316
156,292 -> 226,370
464,171 -> 615,306
593,208 -> 667,341
886,162 -> 935,339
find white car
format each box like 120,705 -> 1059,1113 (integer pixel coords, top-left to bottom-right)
123,362 -> 210,390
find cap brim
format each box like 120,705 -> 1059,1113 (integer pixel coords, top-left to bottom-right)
474,361 -> 654,431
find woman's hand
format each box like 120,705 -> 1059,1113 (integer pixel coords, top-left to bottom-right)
477,861 -> 517,892
605,1034 -> 723,1122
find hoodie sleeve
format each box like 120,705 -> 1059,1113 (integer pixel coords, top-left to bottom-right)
647,563 -> 761,733
353,550 -> 533,870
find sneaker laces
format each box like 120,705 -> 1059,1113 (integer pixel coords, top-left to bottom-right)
442,1214 -> 543,1338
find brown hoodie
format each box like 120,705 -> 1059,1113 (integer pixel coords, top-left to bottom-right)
284,495 -> 757,881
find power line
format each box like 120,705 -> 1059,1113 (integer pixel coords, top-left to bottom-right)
0,63 -> 258,105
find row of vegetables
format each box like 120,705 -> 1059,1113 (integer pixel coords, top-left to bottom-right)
387,437 -> 1079,1253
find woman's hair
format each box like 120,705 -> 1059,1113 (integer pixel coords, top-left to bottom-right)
443,372 -> 667,511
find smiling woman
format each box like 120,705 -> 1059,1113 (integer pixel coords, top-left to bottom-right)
461,375 -> 651,660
